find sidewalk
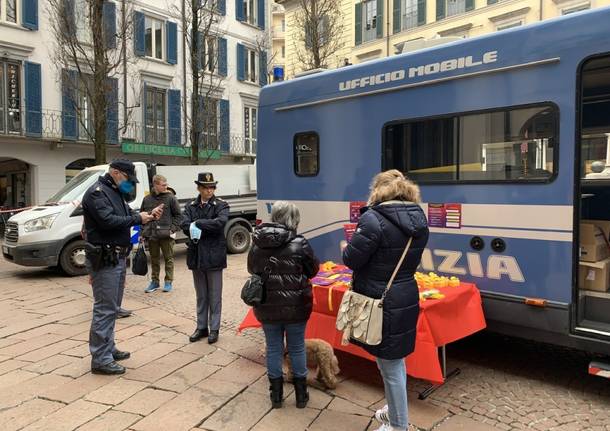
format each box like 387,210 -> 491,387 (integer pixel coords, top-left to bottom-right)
0,271 -> 498,431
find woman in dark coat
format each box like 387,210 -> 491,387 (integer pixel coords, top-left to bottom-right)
248,201 -> 319,410
342,170 -> 429,431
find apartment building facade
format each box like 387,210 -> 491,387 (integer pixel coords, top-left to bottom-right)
0,0 -> 270,207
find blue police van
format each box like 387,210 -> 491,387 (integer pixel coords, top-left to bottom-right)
256,8 -> 610,361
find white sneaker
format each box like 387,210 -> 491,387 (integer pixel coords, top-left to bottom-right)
375,405 -> 390,424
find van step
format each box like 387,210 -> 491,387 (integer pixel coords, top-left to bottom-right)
589,361 -> 610,378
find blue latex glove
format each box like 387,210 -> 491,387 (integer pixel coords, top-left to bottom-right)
189,222 -> 202,243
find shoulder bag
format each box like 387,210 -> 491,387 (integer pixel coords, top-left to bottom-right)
335,237 -> 413,346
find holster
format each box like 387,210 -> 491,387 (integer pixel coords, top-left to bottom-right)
84,243 -> 104,272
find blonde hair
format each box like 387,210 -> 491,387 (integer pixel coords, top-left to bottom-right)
367,170 -> 421,206
153,174 -> 167,184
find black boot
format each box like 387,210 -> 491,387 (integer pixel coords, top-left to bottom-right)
269,377 -> 283,409
293,377 -> 309,409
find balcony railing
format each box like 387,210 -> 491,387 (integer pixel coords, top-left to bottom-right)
1,110 -> 257,157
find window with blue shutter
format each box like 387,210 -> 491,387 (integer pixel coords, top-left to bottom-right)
219,99 -> 230,153
465,0 -> 475,11
218,37 -> 227,77
167,89 -> 181,146
418,0 -> 426,25
105,78 -> 118,144
392,0 -> 401,34
218,0 -> 226,15
22,0 -> 38,30
195,31 -> 204,70
134,11 -> 145,56
62,70 -> 78,141
259,51 -> 267,86
24,62 -> 42,137
236,43 -> 245,81
103,2 -> 117,49
257,0 -> 265,29
166,21 -> 178,65
355,3 -> 362,45
376,0 -> 384,39
235,0 -> 245,21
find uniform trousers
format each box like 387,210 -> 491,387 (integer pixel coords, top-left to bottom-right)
88,258 -> 126,368
192,269 -> 223,331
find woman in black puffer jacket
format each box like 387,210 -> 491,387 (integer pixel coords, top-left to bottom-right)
248,201 -> 319,410
342,170 -> 429,431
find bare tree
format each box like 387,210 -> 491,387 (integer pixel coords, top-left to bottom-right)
293,0 -> 344,71
48,0 -> 137,164
255,32 -> 277,84
173,0 -> 227,165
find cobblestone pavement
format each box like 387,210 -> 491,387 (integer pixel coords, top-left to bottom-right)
0,247 -> 608,431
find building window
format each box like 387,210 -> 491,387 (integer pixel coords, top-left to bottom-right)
145,86 -> 166,145
244,106 -> 257,154
383,104 -> 558,182
447,0 -> 466,17
244,47 -> 258,83
145,16 -> 164,60
75,0 -> 92,44
362,0 -> 377,42
0,61 -> 21,135
243,0 -> 257,25
204,37 -> 217,73
197,97 -> 219,149
562,3 -> 590,14
76,76 -> 94,141
402,0 -> 418,30
496,20 -> 522,31
294,132 -> 319,176
281,45 -> 285,59
1,0 -> 18,24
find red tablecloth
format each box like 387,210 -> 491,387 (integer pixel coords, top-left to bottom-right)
238,282 -> 486,385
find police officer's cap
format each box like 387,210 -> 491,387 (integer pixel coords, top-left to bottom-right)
110,159 -> 139,183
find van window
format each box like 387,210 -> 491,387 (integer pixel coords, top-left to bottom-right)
383,104 -> 558,182
294,132 -> 319,176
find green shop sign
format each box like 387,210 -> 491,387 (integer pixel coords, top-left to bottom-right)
121,142 -> 220,160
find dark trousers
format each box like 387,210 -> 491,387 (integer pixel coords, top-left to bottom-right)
192,269 -> 223,331
89,258 -> 126,368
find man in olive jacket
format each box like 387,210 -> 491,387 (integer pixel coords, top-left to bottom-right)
141,175 -> 182,293
181,172 -> 229,345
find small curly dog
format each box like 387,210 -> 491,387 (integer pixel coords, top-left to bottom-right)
284,338 -> 341,390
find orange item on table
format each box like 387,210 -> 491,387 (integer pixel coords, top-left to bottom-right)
239,281 -> 486,385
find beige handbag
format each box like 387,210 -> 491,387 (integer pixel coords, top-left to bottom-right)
336,237 -> 413,346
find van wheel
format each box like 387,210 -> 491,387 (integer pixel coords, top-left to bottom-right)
227,224 -> 251,254
60,240 -> 88,276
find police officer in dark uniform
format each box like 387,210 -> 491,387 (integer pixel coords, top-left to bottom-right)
82,159 -> 161,375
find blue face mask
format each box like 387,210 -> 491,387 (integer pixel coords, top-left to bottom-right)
118,180 -> 134,195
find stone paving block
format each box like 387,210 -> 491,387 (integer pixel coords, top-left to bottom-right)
41,372 -> 120,403
53,355 -> 92,378
0,373 -> 73,409
71,330 -> 91,342
0,354 -> 10,363
0,398 -> 65,431
0,333 -> 66,358
85,378 -> 149,405
407,397 -> 451,430
201,389 -> 271,431
307,387 -> 334,410
0,337 -> 22,350
214,333 -> 259,355
125,350 -> 199,383
115,388 -> 177,416
179,341 -> 218,356
0,369 -> 39,388
135,307 -> 193,328
210,357 -> 266,386
131,378 -> 246,431
22,353 -> 80,374
332,377 -> 385,408
434,415 -> 502,431
153,359 -> 221,393
199,348 -> 238,366
164,333 -> 190,344
115,324 -> 158,341
120,342 -> 180,369
16,339 -> 83,362
308,409 -> 371,431
61,342 -> 92,358
59,312 -> 92,325
76,410 -> 141,431
251,406 -> 320,431
21,399 -> 110,431
0,358 -> 29,375
328,397 -> 375,416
